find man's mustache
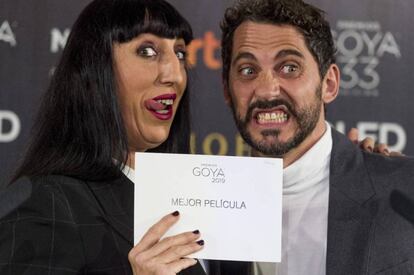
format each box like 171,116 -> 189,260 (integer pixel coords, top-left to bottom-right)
244,99 -> 296,123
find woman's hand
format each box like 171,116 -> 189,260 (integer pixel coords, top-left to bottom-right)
128,211 -> 204,275
347,127 -> 404,156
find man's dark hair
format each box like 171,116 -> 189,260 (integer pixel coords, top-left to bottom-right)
12,0 -> 193,182
221,0 -> 336,85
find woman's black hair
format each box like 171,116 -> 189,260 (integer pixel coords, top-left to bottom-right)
12,0 -> 193,182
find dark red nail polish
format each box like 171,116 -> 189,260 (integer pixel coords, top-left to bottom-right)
197,240 -> 204,246
193,230 -> 200,234
172,211 -> 180,216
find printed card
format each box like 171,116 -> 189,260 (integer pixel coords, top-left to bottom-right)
134,153 -> 283,262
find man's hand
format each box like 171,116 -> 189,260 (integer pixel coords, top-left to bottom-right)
347,128 -> 404,156
128,211 -> 204,275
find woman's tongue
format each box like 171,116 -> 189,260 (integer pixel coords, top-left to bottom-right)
145,99 -> 166,111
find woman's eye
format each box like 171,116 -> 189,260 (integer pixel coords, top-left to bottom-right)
281,64 -> 298,74
176,50 -> 186,61
240,67 -> 255,76
138,46 -> 157,57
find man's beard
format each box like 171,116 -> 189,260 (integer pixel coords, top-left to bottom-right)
230,86 -> 323,157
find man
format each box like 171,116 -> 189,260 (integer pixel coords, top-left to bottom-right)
211,0 -> 414,274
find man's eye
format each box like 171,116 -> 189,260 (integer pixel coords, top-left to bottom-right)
138,46 -> 157,57
176,50 -> 186,61
240,67 -> 255,76
281,64 -> 298,74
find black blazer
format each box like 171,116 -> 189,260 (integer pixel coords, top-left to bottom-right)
210,129 -> 414,275
325,129 -> 414,274
0,175 -> 205,274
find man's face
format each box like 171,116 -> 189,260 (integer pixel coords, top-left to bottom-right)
226,21 -> 330,157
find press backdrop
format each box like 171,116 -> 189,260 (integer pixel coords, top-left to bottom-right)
1,0 -> 412,186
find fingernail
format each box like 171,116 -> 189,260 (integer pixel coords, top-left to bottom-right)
367,146 -> 373,152
384,149 -> 390,155
172,211 -> 180,216
192,230 -> 200,234
197,240 -> 205,246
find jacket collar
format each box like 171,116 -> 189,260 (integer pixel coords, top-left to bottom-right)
329,128 -> 376,204
326,129 -> 377,275
86,174 -> 134,245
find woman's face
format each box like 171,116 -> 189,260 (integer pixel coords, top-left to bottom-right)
113,33 -> 187,152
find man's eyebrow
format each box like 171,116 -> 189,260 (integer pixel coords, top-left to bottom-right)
232,49 -> 304,66
232,52 -> 257,66
275,49 -> 304,60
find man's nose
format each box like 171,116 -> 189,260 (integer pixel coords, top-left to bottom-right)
254,70 -> 280,99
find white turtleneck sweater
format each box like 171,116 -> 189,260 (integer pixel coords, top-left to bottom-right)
254,122 -> 332,275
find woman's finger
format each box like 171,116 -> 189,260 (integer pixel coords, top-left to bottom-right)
129,239 -> 203,275
145,230 -> 201,259
359,137 -> 375,152
390,151 -> 405,157
168,258 -> 199,274
373,143 -> 390,156
154,239 -> 204,264
132,211 -> 180,254
347,127 -> 359,145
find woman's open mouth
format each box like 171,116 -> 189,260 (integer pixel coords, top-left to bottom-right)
145,94 -> 177,120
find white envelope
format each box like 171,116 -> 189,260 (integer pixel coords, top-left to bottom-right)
134,152 -> 283,262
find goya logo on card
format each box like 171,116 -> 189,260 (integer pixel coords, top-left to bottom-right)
192,163 -> 225,183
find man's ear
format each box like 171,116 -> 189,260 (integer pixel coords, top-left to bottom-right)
322,64 -> 340,104
223,80 -> 232,107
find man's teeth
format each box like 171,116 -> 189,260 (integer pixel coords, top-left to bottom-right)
156,99 -> 174,106
257,112 -> 288,123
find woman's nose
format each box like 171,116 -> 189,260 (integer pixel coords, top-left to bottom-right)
157,52 -> 184,86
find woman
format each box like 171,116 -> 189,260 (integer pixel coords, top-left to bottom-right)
0,0 -> 204,274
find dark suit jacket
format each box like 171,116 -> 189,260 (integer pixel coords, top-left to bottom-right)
0,174 -> 205,274
210,129 -> 414,275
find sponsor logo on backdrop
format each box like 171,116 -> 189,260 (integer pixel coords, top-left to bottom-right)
50,28 -> 70,53
0,110 -> 21,143
49,28 -> 70,75
190,132 -> 251,156
333,20 -> 401,97
187,31 -> 221,69
333,121 -> 406,152
0,20 -> 17,47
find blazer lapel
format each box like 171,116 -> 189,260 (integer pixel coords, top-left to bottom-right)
86,175 -> 134,245
326,130 -> 378,275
